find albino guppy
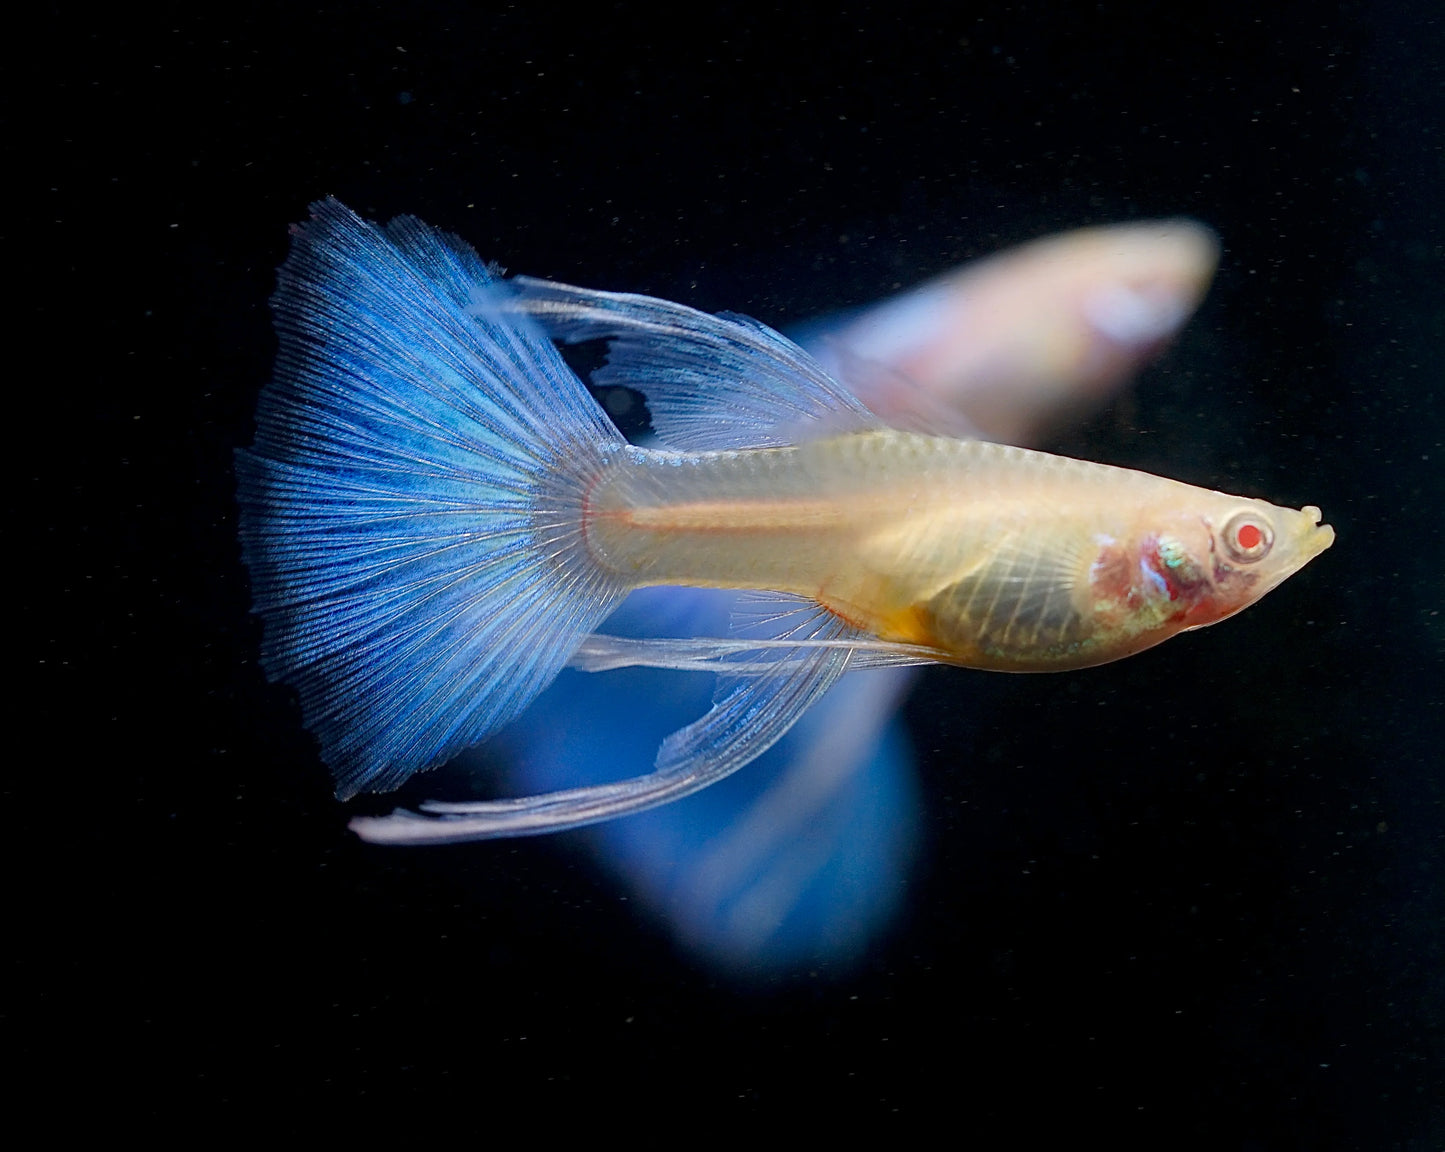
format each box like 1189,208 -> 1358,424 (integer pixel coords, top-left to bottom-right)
497,217 -> 1222,970
236,199 -> 1333,843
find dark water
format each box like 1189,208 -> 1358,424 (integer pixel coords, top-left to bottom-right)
24,2 -> 1441,1144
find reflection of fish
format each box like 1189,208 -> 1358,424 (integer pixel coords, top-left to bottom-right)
807,219 -> 1219,444
492,585 -> 922,971
237,200 -> 1332,855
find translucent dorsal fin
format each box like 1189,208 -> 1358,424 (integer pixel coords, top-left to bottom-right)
505,276 -> 879,451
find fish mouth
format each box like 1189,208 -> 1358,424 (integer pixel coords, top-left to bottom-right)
1292,505 -> 1335,565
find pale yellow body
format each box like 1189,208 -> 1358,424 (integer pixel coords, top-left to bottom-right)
588,431 -> 1333,671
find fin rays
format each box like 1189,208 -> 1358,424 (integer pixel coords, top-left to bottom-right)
238,200 -> 629,797
506,276 -> 878,450
349,598 -> 872,843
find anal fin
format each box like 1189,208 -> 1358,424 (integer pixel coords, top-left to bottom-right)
349,598 -> 871,842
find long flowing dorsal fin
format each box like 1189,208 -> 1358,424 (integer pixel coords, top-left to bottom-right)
504,277 -> 879,450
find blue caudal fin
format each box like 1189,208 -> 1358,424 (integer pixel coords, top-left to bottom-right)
236,199 -> 629,798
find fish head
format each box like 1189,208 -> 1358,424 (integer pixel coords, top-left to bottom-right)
1086,489 -> 1333,660
1183,495 -> 1335,627
1075,219 -> 1221,347
1129,493 -> 1334,636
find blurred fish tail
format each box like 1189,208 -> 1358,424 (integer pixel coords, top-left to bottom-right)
236,199 -> 629,798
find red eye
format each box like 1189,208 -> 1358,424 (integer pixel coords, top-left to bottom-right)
1220,510 -> 1273,563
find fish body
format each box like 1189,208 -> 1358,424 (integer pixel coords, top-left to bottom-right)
585,431 -> 1330,671
236,200 -> 1331,843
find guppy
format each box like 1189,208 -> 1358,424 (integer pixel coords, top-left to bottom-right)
236,199 -> 1334,843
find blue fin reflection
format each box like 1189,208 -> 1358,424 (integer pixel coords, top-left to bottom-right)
494,587 -> 920,974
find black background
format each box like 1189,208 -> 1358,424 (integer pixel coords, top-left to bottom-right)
24,1 -> 1442,1143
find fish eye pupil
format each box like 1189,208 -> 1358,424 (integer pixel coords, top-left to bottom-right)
1220,511 -> 1273,563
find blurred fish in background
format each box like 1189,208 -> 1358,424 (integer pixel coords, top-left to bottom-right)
804,219 -> 1219,445
490,219 -> 1221,977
